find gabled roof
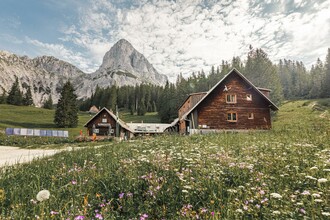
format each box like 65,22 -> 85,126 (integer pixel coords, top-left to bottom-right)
177,92 -> 207,111
127,123 -> 171,133
181,68 -> 279,120
88,105 -> 99,113
84,107 -> 134,133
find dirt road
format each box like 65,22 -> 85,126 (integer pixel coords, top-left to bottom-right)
0,146 -> 62,167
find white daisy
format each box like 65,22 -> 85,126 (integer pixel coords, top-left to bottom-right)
36,190 -> 50,202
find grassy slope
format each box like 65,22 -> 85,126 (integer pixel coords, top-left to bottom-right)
273,99 -> 330,130
0,104 -> 160,137
0,99 -> 329,219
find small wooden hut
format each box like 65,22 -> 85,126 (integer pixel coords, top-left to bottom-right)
84,107 -> 134,139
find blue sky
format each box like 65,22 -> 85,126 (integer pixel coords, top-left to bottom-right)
1,0 -> 330,81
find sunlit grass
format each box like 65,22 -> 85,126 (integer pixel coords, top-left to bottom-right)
0,99 -> 329,219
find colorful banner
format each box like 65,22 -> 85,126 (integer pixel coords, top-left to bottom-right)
5,128 -> 69,138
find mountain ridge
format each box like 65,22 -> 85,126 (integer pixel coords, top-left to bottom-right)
0,39 -> 168,106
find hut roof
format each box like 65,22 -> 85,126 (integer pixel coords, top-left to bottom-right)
127,123 -> 171,133
88,105 -> 99,113
84,107 -> 134,133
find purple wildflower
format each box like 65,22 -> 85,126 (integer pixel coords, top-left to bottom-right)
119,193 -> 125,199
95,213 -> 103,219
301,190 -> 310,195
50,211 -> 59,215
71,180 -> 77,185
140,213 -> 149,220
74,216 -> 85,220
200,208 -> 208,213
261,198 -> 268,203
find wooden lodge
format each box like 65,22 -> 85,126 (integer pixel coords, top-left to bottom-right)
84,107 -> 134,139
177,68 -> 279,134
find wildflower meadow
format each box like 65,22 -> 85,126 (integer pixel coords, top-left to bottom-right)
0,100 -> 329,219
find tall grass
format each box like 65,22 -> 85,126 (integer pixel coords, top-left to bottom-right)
0,100 -> 329,219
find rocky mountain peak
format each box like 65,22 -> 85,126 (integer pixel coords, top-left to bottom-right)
100,39 -> 140,70
95,39 -> 167,87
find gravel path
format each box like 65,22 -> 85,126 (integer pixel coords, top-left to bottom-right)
0,146 -> 64,167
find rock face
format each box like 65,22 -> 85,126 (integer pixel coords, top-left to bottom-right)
79,39 -> 167,98
0,39 -> 167,106
0,51 -> 85,106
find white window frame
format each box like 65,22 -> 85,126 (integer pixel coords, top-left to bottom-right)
227,112 -> 237,122
226,94 -> 237,103
248,113 -> 254,119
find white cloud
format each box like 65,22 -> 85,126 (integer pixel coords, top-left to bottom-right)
54,0 -> 330,81
0,34 -> 23,44
26,37 -> 97,72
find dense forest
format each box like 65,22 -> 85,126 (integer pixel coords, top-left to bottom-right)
79,47 -> 330,123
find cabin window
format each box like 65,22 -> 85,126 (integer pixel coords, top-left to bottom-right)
248,113 -> 254,119
227,112 -> 237,122
226,94 -> 237,103
102,118 -> 107,123
246,94 -> 252,101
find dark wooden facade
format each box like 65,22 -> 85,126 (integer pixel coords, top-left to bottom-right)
178,92 -> 207,118
179,69 -> 278,134
84,107 -> 134,139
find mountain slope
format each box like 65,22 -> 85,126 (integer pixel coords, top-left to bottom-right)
78,39 -> 167,98
0,51 -> 85,106
0,39 -> 168,106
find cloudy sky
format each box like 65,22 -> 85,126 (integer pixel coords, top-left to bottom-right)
0,0 -> 329,81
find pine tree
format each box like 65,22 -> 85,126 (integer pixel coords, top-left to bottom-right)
322,48 -> 330,97
231,56 -> 244,72
109,86 -> 117,110
0,89 -> 6,104
22,86 -> 34,106
54,81 -> 78,128
43,94 -> 53,109
158,81 -> 178,123
7,76 -> 23,106
245,47 -> 283,105
137,100 -> 146,116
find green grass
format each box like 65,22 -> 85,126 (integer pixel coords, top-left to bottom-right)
0,104 -> 160,147
120,111 -> 161,123
0,104 -> 92,134
0,100 -> 329,219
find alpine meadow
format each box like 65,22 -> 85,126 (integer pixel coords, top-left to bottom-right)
0,99 -> 329,219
